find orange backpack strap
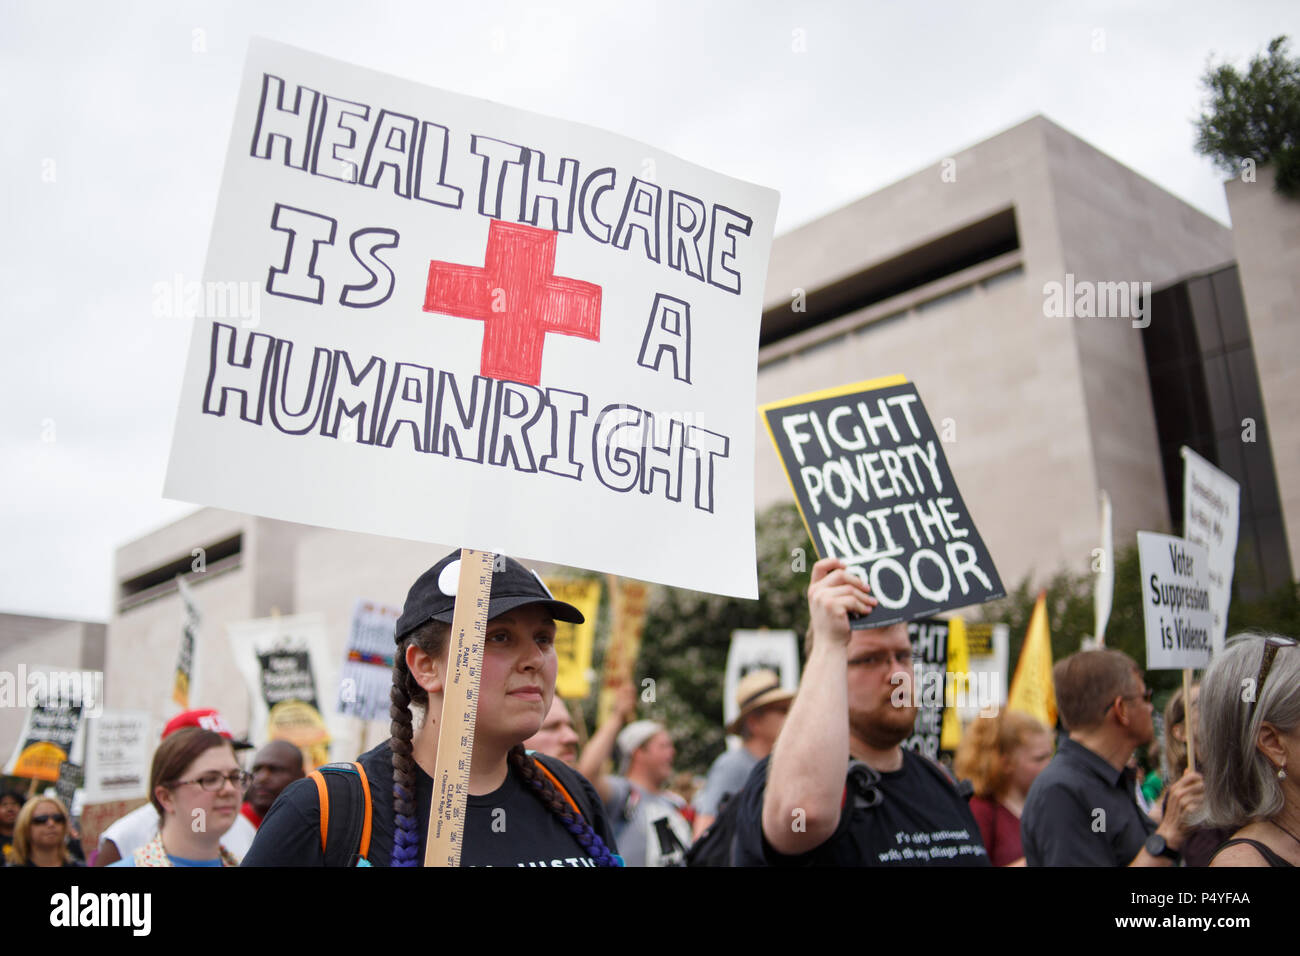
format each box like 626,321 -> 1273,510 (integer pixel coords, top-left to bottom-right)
352,761 -> 372,859
313,762 -> 373,866
532,757 -> 583,819
309,770 -> 331,855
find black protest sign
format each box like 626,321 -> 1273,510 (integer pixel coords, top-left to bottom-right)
56,762 -> 83,812
762,376 -> 1004,628
903,617 -> 949,760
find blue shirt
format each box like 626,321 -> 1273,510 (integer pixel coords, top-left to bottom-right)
110,854 -> 224,867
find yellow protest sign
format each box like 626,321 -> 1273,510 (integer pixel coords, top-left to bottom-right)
940,616 -> 969,750
544,577 -> 602,699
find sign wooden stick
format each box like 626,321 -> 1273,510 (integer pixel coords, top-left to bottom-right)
424,549 -> 494,867
1183,667 -> 1196,774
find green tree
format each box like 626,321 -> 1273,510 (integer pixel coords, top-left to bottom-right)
621,503 -> 812,775
1194,35 -> 1300,197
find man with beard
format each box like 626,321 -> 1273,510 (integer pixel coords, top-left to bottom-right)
731,558 -> 989,866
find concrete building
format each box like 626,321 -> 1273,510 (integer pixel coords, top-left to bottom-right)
86,115 -> 1295,764
756,115 -> 1239,593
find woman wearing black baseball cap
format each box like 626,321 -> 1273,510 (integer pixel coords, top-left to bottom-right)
243,550 -> 620,867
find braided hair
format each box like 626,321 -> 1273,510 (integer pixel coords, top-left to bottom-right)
508,744 -> 620,866
389,619 -> 619,867
389,621 -> 443,867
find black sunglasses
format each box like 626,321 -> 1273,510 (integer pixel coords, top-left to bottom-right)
32,813 -> 66,826
1248,636 -> 1297,719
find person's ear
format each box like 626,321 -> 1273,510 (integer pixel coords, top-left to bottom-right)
154,784 -> 176,816
407,642 -> 444,696
1257,722 -> 1287,771
1170,722 -> 1186,744
1110,697 -> 1126,726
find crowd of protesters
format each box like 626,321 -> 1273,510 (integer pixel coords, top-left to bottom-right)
5,551 -> 1296,868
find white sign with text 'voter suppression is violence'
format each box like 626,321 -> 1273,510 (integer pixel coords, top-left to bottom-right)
1137,531 -> 1213,670
164,39 -> 779,598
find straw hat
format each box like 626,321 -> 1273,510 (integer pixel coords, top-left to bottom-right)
725,669 -> 794,735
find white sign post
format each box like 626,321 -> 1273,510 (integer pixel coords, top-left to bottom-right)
1181,447 -> 1240,656
163,38 -> 779,600
1137,532 -> 1213,671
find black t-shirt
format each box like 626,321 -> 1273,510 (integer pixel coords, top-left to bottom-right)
732,750 -> 990,866
242,743 -> 618,867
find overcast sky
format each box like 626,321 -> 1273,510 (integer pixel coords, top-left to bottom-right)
2,0 -> 1296,622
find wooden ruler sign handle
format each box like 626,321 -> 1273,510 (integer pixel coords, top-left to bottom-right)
424,548 -> 495,867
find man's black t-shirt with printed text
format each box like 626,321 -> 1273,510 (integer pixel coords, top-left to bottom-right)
732,750 -> 990,866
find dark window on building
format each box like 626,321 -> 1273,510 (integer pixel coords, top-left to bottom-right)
760,207 -> 1020,347
1143,265 -> 1292,598
118,534 -> 243,611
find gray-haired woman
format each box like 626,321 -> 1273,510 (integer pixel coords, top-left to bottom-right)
1197,633 -> 1300,867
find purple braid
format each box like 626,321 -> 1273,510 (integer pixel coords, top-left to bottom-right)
389,621 -> 449,867
508,745 -> 621,867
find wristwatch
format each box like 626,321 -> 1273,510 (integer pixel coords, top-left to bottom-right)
1145,833 -> 1181,863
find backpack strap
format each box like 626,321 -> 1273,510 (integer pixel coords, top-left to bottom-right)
531,758 -> 584,819
308,762 -> 372,866
916,751 -> 975,801
844,752 -> 973,811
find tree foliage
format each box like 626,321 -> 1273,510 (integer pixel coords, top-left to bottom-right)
629,503 -> 813,774
1194,35 -> 1300,197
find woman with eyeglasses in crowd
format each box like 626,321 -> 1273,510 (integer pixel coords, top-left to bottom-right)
110,725 -> 249,867
6,794 -> 82,868
1197,633 -> 1300,867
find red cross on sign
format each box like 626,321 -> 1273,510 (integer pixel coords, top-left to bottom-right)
423,220 -> 602,387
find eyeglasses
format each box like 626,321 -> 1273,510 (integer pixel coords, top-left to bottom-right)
32,813 -> 66,826
1249,636 -> 1297,719
1120,686 -> 1154,705
173,770 -> 251,792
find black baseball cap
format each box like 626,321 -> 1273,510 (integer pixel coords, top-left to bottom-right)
394,550 -> 585,642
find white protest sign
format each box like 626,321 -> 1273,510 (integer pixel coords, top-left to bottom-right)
228,613 -> 338,769
163,38 -> 778,599
83,710 -> 151,803
1181,447 -> 1240,655
723,630 -> 800,735
1137,532 -> 1213,670
2,665 -> 94,781
337,598 -> 400,723
958,621 -> 1008,722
